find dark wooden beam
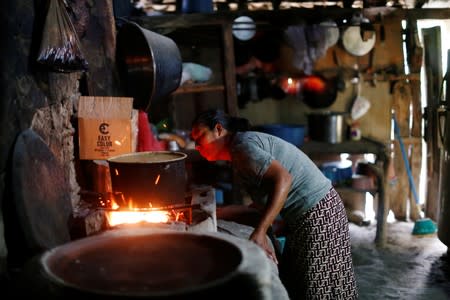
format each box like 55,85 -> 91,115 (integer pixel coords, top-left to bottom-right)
129,7 -> 450,32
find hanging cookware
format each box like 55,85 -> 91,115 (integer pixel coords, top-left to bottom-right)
341,13 -> 376,56
116,22 -> 182,112
301,74 -> 338,109
232,15 -> 256,41
349,74 -> 371,120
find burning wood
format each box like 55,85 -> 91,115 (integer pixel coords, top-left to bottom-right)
105,201 -> 197,227
72,186 -> 216,238
106,210 -> 170,226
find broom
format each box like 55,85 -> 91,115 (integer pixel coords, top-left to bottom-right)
393,115 -> 437,236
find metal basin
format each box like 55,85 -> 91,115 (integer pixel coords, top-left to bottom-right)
41,230 -> 243,298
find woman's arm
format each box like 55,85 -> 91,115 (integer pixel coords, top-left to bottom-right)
249,159 -> 292,263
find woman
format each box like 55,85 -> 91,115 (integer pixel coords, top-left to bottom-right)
191,109 -> 358,299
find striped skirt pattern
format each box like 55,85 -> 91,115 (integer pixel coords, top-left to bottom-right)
279,188 -> 358,299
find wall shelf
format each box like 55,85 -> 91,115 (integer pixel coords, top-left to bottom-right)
173,84 -> 225,94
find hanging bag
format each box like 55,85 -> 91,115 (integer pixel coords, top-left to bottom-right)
37,0 -> 88,72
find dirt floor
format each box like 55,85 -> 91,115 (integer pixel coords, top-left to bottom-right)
350,220 -> 450,300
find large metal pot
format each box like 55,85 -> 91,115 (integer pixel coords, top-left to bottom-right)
307,111 -> 349,143
107,151 -> 187,208
116,22 -> 182,112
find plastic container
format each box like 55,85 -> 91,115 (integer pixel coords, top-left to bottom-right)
320,159 -> 353,185
176,0 -> 213,13
413,218 -> 437,236
256,124 -> 306,147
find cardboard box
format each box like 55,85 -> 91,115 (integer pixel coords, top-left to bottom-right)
78,96 -> 134,160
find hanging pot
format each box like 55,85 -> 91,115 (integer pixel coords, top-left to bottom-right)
341,13 -> 376,56
301,74 -> 338,109
116,22 -> 182,112
232,16 -> 256,41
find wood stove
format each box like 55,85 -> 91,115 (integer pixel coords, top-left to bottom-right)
72,185 -> 218,237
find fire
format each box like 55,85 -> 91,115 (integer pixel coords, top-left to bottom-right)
106,188 -> 174,226
106,209 -> 170,227
104,172 -> 190,227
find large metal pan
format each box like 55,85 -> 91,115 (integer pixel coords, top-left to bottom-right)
116,22 -> 182,112
341,13 -> 376,56
38,230 -> 245,298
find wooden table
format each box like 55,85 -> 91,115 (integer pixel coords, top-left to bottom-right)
301,137 -> 390,246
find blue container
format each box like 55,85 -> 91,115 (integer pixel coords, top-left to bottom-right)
320,160 -> 353,185
276,236 -> 286,254
176,0 -> 213,13
257,124 -> 306,147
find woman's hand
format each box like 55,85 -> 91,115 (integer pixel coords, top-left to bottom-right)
249,159 -> 291,264
250,229 -> 278,264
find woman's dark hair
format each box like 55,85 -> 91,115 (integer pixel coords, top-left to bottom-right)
192,109 -> 251,133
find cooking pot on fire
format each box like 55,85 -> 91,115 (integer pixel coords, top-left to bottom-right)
107,151 -> 187,209
116,22 -> 182,112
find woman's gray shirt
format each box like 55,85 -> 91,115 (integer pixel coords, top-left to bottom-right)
231,131 -> 332,224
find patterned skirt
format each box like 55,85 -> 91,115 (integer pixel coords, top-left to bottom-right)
279,187 -> 358,299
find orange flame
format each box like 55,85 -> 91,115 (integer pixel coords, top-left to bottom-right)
107,195 -> 168,226
107,210 -> 170,227
155,174 -> 160,185
111,200 -> 120,210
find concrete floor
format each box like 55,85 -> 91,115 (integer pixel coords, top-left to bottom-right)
350,220 -> 450,300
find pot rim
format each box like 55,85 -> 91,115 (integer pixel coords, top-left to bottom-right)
107,151 -> 187,164
40,229 -> 246,297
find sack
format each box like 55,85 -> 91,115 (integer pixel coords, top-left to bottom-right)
37,0 -> 88,72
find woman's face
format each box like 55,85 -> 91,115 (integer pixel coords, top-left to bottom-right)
191,124 -> 228,161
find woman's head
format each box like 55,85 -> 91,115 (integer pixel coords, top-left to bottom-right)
192,109 -> 251,132
191,109 -> 250,161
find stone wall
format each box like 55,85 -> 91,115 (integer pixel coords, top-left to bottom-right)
0,0 -> 119,285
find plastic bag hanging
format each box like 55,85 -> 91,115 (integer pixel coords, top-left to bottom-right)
37,0 -> 88,72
